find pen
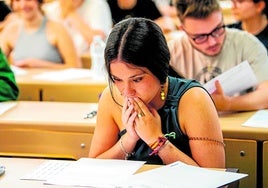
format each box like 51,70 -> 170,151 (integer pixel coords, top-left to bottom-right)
0,165 -> 5,176
84,110 -> 97,119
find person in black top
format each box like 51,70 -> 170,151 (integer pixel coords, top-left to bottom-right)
107,0 -> 176,33
227,0 -> 268,50
0,1 -> 11,22
107,0 -> 162,24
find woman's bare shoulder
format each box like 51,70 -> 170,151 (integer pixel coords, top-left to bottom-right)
1,21 -> 20,37
46,19 -> 66,32
99,86 -> 122,111
0,21 -> 20,51
99,86 -> 118,105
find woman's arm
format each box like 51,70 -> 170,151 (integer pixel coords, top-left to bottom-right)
0,22 -> 19,57
178,87 -> 225,168
134,87 -> 225,167
49,21 -> 81,68
89,87 -> 135,159
212,80 -> 268,111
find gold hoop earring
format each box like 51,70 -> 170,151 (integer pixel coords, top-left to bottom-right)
160,85 -> 165,101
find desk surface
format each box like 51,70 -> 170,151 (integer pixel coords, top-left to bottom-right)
219,111 -> 268,141
0,101 -> 97,133
0,101 -> 98,159
15,68 -> 107,86
0,157 -> 159,188
15,68 -> 108,102
1,101 -> 267,140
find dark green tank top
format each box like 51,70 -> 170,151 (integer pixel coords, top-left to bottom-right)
119,76 -> 204,164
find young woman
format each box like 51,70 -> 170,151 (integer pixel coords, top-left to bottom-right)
89,17 -> 225,167
44,0 -> 112,56
228,0 -> 268,50
0,0 -> 81,68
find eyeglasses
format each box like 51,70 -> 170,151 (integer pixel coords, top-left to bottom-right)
185,25 -> 226,44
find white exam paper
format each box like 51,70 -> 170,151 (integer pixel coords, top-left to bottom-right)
242,110 -> 268,128
21,160 -> 74,181
203,61 -> 258,96
118,161 -> 248,188
44,158 -> 145,187
10,65 -> 27,76
0,102 -> 17,115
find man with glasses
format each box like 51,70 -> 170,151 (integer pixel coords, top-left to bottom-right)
169,0 -> 268,112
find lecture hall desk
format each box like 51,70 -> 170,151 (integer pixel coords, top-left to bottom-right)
0,101 -> 265,187
15,68 -> 107,102
220,110 -> 268,188
0,101 -> 97,160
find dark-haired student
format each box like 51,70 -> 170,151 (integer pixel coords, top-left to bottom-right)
227,0 -> 268,50
89,17 -> 225,168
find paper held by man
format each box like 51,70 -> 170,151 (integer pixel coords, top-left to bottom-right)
203,60 -> 258,96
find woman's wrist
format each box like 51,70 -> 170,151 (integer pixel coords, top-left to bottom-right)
149,136 -> 169,156
119,137 -> 135,160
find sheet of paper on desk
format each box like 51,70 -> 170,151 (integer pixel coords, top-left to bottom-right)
44,158 -> 145,187
203,60 -> 258,96
118,161 -> 248,188
242,110 -> 268,128
32,68 -> 94,81
21,160 -> 74,181
10,65 -> 27,76
0,102 -> 17,115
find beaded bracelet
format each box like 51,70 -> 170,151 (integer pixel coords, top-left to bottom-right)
189,137 -> 225,147
149,136 -> 168,156
119,138 -> 135,160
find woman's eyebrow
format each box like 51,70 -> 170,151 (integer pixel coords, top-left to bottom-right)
111,72 -> 146,80
129,73 -> 146,79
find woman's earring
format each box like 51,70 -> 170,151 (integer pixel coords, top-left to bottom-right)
160,86 -> 165,101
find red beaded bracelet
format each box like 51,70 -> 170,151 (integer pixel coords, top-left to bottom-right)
149,136 -> 168,156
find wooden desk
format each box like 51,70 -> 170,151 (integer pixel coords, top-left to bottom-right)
0,101 -> 97,160
220,111 -> 268,188
0,102 -> 259,187
15,68 -> 107,102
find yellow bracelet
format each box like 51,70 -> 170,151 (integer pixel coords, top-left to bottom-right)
149,136 -> 168,156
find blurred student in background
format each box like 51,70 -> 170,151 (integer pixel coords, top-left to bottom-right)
107,0 -> 176,33
0,0 -> 11,31
0,0 -> 21,32
228,0 -> 268,50
0,0 -> 81,68
0,47 -> 19,101
44,0 -> 112,56
169,0 -> 268,112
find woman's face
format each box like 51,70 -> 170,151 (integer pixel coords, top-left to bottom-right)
117,0 -> 137,9
110,60 -> 161,105
231,0 -> 264,21
11,0 -> 20,11
14,0 -> 40,20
